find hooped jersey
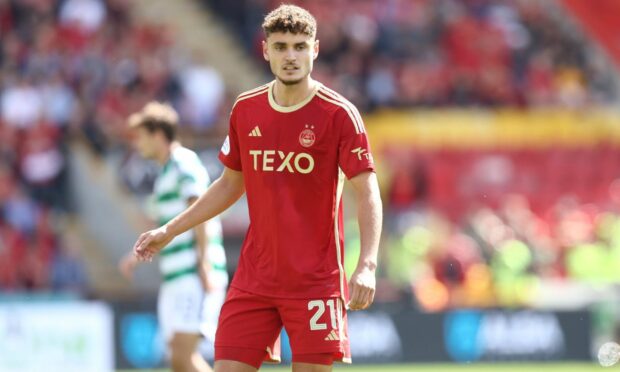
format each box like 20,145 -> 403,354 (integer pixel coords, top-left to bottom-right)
154,146 -> 227,284
219,80 -> 374,299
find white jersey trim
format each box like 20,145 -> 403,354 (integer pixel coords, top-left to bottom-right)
319,86 -> 366,134
239,83 -> 269,97
334,168 -> 346,302
267,80 -> 319,113
232,86 -> 269,110
316,90 -> 363,134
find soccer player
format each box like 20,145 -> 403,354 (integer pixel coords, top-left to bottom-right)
133,4 -> 382,372
119,102 -> 228,372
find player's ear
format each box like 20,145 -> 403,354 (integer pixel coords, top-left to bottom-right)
313,39 -> 319,60
262,40 -> 269,61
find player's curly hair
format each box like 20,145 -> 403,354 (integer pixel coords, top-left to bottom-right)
129,101 -> 178,142
262,4 -> 317,38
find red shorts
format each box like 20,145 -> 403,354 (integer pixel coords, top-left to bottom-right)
214,286 -> 351,368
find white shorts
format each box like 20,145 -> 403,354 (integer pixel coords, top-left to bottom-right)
157,274 -> 227,342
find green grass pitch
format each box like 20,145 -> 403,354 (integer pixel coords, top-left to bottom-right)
118,362 -> 602,371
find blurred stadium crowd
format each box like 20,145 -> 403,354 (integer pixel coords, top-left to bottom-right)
0,0 -> 225,292
1,0 -> 620,313
211,0 -> 616,110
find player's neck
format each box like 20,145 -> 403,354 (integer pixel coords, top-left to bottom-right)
156,142 -> 178,166
272,77 -> 317,107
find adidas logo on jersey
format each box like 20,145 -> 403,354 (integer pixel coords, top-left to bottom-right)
324,329 -> 340,341
249,126 -> 262,137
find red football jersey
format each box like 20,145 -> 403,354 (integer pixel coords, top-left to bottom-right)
218,81 -> 375,299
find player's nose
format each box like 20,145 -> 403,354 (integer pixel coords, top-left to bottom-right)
284,49 -> 296,61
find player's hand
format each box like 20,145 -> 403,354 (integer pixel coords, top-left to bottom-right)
133,226 -> 173,262
347,265 -> 376,311
119,253 -> 138,280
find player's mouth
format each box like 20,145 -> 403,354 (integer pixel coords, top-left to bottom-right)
283,65 -> 299,71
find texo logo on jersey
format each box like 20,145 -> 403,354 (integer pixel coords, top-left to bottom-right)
250,150 -> 315,174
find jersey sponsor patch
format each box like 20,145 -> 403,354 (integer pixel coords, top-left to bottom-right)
249,149 -> 315,174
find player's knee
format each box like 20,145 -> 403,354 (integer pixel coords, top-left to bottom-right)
170,353 -> 190,372
169,337 -> 197,371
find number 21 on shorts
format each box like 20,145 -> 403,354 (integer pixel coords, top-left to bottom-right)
308,299 -> 340,331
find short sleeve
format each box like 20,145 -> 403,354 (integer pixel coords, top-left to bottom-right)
218,106 -> 242,171
336,106 -> 375,179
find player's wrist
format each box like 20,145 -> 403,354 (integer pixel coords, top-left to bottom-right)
161,222 -> 177,239
357,259 -> 377,272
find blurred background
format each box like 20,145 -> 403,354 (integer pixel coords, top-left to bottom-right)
1,0 -> 620,370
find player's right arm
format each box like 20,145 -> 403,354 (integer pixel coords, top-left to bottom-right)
134,167 -> 245,261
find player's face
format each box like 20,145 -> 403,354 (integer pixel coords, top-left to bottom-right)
263,32 -> 319,86
133,127 -> 157,159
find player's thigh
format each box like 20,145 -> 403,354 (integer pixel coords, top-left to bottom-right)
214,360 -> 257,372
215,287 -> 282,355
169,332 -> 202,357
278,297 -> 350,361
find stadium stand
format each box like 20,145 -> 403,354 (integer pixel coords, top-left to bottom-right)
207,0 -> 617,111
3,0 -> 620,314
0,0 -> 228,294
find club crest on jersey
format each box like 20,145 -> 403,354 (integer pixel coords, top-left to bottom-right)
221,135 -> 230,155
299,125 -> 316,148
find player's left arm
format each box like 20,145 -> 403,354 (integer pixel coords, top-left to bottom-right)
188,196 -> 212,292
347,170 -> 383,311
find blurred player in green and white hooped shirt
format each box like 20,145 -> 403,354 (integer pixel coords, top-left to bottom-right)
119,102 -> 227,372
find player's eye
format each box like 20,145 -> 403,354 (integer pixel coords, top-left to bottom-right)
295,44 -> 307,51
274,45 -> 285,51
